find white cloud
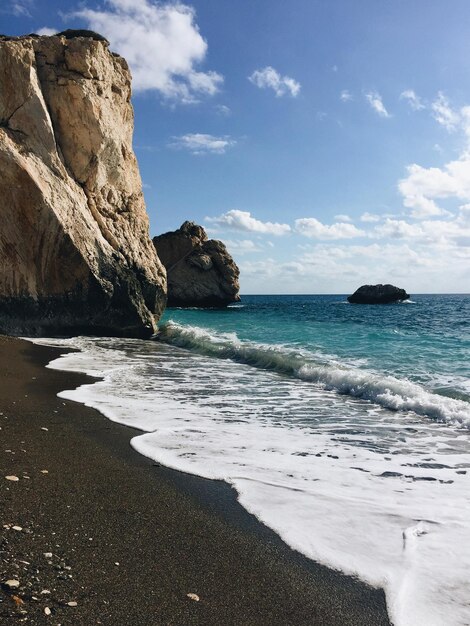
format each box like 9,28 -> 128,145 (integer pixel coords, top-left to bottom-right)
248,66 -> 301,98
398,158 -> 470,218
360,212 -> 382,223
400,89 -> 425,111
340,90 -> 353,102
67,0 -> 223,102
206,210 -> 291,235
334,214 -> 352,222
295,217 -> 364,240
365,91 -> 390,118
37,27 -> 57,36
221,239 -> 264,254
237,210 -> 470,293
374,218 -> 423,239
169,133 -> 235,155
431,92 -> 459,131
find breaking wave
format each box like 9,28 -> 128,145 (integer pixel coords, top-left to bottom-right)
156,321 -> 470,426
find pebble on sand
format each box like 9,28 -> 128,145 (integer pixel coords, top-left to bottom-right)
186,593 -> 200,602
5,475 -> 19,481
4,579 -> 20,589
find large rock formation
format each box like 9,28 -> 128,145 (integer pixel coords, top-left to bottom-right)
0,33 -> 166,337
347,284 -> 410,304
153,222 -> 240,307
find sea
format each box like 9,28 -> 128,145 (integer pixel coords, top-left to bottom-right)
31,294 -> 470,626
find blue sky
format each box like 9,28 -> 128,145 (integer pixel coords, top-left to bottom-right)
2,0 -> 470,293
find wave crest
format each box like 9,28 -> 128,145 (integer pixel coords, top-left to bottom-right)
156,321 -> 470,427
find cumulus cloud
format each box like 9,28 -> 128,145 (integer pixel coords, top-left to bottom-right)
206,210 -> 291,235
37,27 -> 57,35
431,92 -> 460,131
365,91 -> 390,118
340,90 -> 353,102
169,133 -> 236,155
400,89 -> 425,111
334,214 -> 352,222
67,0 -> 223,102
236,208 -> 470,293
221,239 -> 264,254
295,217 -> 364,239
398,159 -> 470,218
248,66 -> 301,98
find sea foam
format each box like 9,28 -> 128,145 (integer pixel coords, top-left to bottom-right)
157,321 -> 470,427
28,334 -> 470,626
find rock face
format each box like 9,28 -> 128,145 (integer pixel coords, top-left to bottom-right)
153,222 -> 240,307
0,33 -> 166,337
347,284 -> 410,304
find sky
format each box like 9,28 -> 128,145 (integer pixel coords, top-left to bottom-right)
2,0 -> 470,294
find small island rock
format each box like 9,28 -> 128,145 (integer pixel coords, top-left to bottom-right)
153,222 -> 240,307
347,284 -> 410,304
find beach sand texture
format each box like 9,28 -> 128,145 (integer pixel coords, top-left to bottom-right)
0,336 -> 390,625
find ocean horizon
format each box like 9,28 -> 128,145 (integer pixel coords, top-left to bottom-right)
30,293 -> 470,626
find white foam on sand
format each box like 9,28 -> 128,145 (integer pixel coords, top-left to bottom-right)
29,336 -> 470,626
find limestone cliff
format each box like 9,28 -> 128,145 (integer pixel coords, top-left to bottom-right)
0,32 -> 166,337
153,222 -> 240,307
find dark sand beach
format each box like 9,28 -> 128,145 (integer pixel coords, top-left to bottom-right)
0,336 -> 391,625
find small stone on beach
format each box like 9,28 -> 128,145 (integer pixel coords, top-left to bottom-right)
12,525 -> 22,531
4,579 -> 20,589
186,593 -> 200,602
67,601 -> 78,606
44,552 -> 53,558
5,475 -> 19,481
44,606 -> 51,616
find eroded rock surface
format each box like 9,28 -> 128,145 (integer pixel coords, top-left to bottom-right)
153,222 -> 240,307
347,284 -> 410,304
0,34 -> 166,337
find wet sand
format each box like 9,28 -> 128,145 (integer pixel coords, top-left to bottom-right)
0,335 -> 391,625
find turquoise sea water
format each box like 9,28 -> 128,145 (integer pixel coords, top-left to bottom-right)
33,293 -> 470,626
159,294 -> 470,418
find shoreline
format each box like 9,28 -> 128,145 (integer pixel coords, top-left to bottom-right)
0,335 -> 391,625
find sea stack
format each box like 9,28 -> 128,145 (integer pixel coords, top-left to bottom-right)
347,284 -> 410,304
153,221 -> 240,307
0,32 -> 166,337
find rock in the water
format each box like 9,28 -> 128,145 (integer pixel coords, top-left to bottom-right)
347,284 -> 410,304
153,222 -> 240,307
0,34 -> 166,337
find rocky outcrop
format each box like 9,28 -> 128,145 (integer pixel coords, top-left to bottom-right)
347,284 -> 410,304
0,33 -> 166,337
153,222 -> 240,307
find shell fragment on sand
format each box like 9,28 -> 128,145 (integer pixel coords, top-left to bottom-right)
3,579 -> 20,589
186,593 -> 200,602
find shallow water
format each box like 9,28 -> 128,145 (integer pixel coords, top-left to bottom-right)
31,294 -> 470,626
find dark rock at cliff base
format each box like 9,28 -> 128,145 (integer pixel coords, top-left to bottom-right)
347,284 -> 410,304
153,222 -> 240,307
56,29 -> 110,43
0,35 -> 166,338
